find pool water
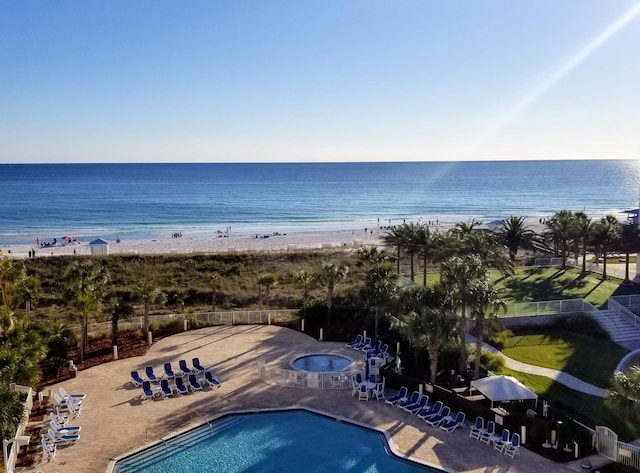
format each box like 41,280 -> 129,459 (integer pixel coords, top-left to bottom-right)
114,410 -> 441,472
291,354 -> 352,371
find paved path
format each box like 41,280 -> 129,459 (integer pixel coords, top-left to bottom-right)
466,334 -> 607,397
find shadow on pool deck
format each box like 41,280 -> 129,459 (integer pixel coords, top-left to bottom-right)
22,325 -> 590,473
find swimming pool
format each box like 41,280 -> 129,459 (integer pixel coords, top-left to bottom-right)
291,354 -> 353,372
112,410 -> 445,472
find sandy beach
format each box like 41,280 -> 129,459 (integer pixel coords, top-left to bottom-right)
3,227 -> 400,259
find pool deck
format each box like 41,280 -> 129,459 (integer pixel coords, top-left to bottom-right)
22,325 -> 607,473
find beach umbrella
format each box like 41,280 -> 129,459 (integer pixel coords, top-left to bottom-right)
63,236 -> 72,241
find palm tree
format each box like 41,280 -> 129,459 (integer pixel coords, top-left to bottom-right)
545,210 -> 574,267
573,211 -> 593,273
107,296 -> 135,347
591,215 -> 619,280
441,254 -> 487,373
63,260 -> 109,362
413,224 -> 437,286
363,262 -> 398,340
0,258 -> 27,312
134,281 -> 167,345
495,216 -> 535,261
318,261 -> 348,326
208,272 -> 222,311
449,218 -> 482,238
294,269 -> 315,320
458,231 -> 514,276
401,284 -> 456,384
606,366 -> 640,421
0,318 -> 46,386
616,222 -> 640,284
468,278 -> 506,379
257,273 -> 278,309
356,246 -> 387,269
382,226 -> 406,274
0,385 -> 26,441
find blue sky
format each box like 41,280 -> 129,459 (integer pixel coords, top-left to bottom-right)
1,1 -> 639,163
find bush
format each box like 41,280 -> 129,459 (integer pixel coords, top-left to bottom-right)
482,350 -> 506,373
489,328 -> 513,350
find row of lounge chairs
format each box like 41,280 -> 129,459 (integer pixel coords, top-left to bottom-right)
141,371 -> 221,400
42,387 -> 85,459
469,417 -> 521,457
385,387 -> 466,432
346,336 -> 389,360
131,358 -> 207,386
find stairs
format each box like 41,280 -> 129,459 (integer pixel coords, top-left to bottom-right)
591,309 -> 640,345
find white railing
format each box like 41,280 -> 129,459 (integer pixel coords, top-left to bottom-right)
3,384 -> 33,473
76,309 -> 299,339
608,299 -> 640,329
611,295 -> 640,312
582,300 -> 617,335
256,360 -> 354,390
506,298 -> 584,317
595,426 -> 640,470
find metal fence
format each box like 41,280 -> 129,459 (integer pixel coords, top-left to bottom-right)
78,309 -> 299,339
611,295 -> 640,313
505,298 -> 585,317
594,426 -> 640,470
256,360 -> 354,390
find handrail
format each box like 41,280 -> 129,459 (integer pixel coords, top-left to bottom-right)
608,298 -> 640,329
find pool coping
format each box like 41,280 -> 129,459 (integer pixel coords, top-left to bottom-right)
106,406 -> 453,473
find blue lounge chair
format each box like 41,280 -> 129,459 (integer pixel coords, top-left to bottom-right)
50,420 -> 81,437
41,435 -> 57,459
385,386 -> 408,406
425,406 -> 451,427
160,379 -> 174,397
441,411 -> 466,432
504,433 -> 521,457
48,428 -> 80,445
346,334 -> 363,348
494,429 -> 511,453
145,366 -> 158,383
131,370 -> 144,387
53,393 -> 81,415
49,414 -> 81,433
356,337 -> 372,351
397,391 -> 420,410
417,400 -> 443,421
469,416 -> 485,440
192,357 -> 206,373
59,387 -> 85,402
178,359 -> 192,376
479,421 -> 496,445
366,340 -> 382,355
188,374 -> 203,391
141,380 -> 155,400
204,371 -> 221,388
175,377 -> 189,395
164,362 -> 175,379
377,344 -> 389,360
403,394 -> 429,414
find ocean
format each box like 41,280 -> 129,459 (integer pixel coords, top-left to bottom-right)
0,160 -> 638,245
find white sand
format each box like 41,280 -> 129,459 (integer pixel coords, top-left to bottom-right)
3,228 -> 398,259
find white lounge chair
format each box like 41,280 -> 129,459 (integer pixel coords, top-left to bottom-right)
358,384 -> 369,401
41,434 -> 57,459
504,433 -> 521,458
479,421 -> 496,445
48,428 -> 80,445
59,387 -> 86,402
440,411 -> 465,432
469,416 -> 485,440
494,429 -> 510,453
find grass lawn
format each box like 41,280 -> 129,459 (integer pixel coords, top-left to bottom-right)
490,266 -> 640,309
500,330 -> 628,388
499,368 -> 640,441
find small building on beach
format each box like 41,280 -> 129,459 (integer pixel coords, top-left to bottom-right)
89,238 -> 110,256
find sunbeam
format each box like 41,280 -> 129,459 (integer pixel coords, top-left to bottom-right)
460,2 -> 640,159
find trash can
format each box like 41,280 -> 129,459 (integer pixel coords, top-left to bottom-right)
70,366 -> 78,378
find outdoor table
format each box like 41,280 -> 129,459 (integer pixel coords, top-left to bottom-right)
360,381 -> 376,397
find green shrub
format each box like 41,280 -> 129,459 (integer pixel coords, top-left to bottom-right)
489,328 -> 513,350
482,350 -> 506,373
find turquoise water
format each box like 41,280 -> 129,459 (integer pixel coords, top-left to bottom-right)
1,160 -> 639,244
291,354 -> 352,372
114,410 -> 441,473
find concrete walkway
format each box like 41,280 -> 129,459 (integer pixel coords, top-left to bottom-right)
466,334 -> 607,397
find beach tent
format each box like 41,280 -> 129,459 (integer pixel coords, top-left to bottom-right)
89,238 -> 110,256
470,375 -> 538,407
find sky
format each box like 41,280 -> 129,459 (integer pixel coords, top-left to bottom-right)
1,1 -> 639,164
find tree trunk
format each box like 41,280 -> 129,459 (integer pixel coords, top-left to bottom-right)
428,346 -> 439,385
144,308 -> 150,346
422,254 -> 427,287
112,314 -> 119,347
410,251 -> 415,281
457,306 -> 467,374
81,312 -> 87,363
327,286 -> 334,326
